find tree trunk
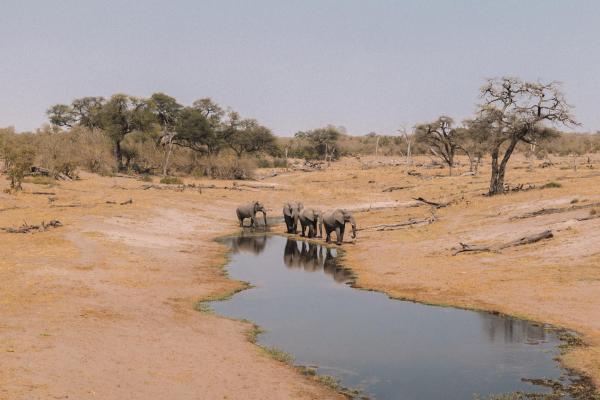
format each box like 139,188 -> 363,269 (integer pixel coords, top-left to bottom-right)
114,140 -> 124,171
162,138 -> 174,177
489,138 -> 518,196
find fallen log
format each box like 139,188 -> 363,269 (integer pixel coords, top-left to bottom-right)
29,166 -> 72,181
106,199 -> 133,205
1,220 -> 62,234
31,191 -> 56,195
453,230 -> 553,255
412,197 -> 449,208
511,201 -> 600,220
382,186 -> 413,192
233,182 -> 279,190
359,218 -> 435,232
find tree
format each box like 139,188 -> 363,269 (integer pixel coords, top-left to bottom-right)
222,116 -> 277,158
173,107 -> 219,154
415,116 -> 458,175
455,121 -> 489,174
149,93 -> 183,175
476,77 -> 577,195
47,97 -> 105,130
98,94 -> 156,171
294,126 -> 341,161
398,125 -> 414,165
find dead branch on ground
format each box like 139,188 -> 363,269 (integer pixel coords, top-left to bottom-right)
1,220 -> 62,234
412,197 -> 449,208
453,230 -> 553,255
358,210 -> 437,232
382,186 -> 414,192
511,202 -> 600,220
106,198 -> 133,205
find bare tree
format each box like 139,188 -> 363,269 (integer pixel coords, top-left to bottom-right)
415,116 -> 458,175
398,125 -> 414,165
475,77 -> 577,195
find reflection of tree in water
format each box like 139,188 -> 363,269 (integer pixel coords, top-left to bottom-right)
228,233 -> 268,255
479,313 -> 547,344
283,238 -> 353,283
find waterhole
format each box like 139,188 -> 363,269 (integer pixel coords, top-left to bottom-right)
210,234 -> 580,399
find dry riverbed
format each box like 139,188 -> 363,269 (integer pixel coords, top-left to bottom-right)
1,155 -> 599,399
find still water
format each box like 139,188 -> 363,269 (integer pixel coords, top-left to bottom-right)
211,234 -> 574,399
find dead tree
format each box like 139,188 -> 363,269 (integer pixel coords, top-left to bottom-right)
414,116 -> 458,176
453,230 -> 553,255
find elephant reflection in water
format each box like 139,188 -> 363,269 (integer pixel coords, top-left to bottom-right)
284,239 -> 302,269
229,233 -> 268,255
322,247 -> 353,283
299,242 -> 323,272
283,238 -> 352,283
479,313 -> 547,344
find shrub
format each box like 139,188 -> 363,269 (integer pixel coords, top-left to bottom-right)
273,158 -> 287,168
194,156 -> 257,180
541,181 -> 562,189
160,176 -> 183,185
257,158 -> 272,168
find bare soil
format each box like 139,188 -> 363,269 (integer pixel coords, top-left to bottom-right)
1,154 -> 599,399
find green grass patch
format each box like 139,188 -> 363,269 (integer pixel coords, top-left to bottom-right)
138,174 -> 153,182
160,176 -> 183,185
262,346 -> 294,364
541,181 -> 562,189
244,321 -> 264,343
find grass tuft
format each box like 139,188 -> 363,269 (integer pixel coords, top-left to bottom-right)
262,346 -> 294,364
160,176 -> 183,185
541,181 -> 562,189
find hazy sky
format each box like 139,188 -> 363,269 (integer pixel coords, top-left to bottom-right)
1,0 -> 599,135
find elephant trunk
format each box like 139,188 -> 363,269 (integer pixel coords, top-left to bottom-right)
263,211 -> 267,226
350,216 -> 357,239
317,216 -> 323,238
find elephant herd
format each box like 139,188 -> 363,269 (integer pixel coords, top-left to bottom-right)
235,201 -> 357,245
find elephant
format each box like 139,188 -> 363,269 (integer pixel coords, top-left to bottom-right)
298,208 -> 323,238
283,202 -> 304,234
236,201 -> 267,228
321,209 -> 357,245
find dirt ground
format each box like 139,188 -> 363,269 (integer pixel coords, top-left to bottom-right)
1,154 -> 599,399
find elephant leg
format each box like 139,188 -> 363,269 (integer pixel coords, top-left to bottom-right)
308,224 -> 314,238
239,217 -> 244,227
325,228 -> 331,243
335,226 -> 341,245
250,217 -> 255,228
300,224 -> 306,237
339,226 -> 345,244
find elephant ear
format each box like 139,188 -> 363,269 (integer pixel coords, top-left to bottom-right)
334,211 -> 345,225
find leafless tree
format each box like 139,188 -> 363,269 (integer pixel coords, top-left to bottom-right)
398,125 -> 414,165
415,116 -> 458,175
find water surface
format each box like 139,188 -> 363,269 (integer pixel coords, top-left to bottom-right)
211,234 -> 574,399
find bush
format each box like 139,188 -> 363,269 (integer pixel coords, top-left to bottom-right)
273,158 -> 287,168
541,181 -> 562,189
0,131 -> 36,191
160,176 -> 183,185
193,156 -> 256,180
257,158 -> 272,168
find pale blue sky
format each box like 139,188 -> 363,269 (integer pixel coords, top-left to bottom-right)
1,0 -> 599,135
